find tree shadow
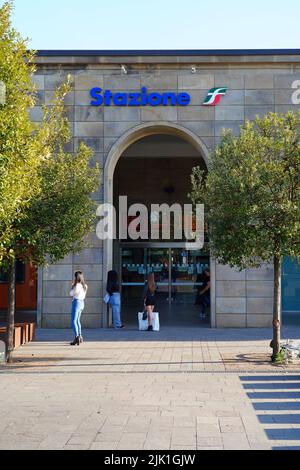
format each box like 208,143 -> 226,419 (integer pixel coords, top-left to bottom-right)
240,374 -> 300,450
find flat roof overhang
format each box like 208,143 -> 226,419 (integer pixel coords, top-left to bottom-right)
35,49 -> 300,65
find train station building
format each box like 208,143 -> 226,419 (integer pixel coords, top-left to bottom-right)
1,50 -> 299,329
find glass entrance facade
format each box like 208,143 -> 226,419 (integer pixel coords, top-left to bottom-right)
120,246 -> 210,326
282,257 -> 300,325
113,133 -> 210,327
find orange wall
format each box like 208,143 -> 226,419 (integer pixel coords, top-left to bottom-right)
0,265 -> 37,310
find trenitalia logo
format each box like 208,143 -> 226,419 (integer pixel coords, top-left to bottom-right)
203,87 -> 228,106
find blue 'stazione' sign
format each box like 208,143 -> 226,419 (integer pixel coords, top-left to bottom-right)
90,87 -> 191,107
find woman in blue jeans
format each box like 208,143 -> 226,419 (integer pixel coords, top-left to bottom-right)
70,272 -> 88,346
106,271 -> 124,329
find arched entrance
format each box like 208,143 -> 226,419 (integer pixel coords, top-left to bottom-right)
103,122 -> 214,328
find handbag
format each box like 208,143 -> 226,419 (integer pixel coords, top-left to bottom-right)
138,312 -> 160,331
103,293 -> 111,304
142,311 -> 148,321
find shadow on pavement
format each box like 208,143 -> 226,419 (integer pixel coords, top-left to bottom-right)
240,375 -> 300,451
27,325 -> 300,343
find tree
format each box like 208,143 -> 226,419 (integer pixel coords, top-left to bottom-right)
0,2 -> 100,363
190,112 -> 300,361
0,1 -> 40,362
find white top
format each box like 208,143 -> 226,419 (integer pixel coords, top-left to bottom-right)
70,283 -> 88,301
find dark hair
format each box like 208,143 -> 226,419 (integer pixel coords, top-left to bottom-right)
107,270 -> 119,295
74,271 -> 87,291
147,273 -> 156,295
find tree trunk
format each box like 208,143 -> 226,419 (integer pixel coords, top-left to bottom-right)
272,255 -> 282,360
6,259 -> 16,364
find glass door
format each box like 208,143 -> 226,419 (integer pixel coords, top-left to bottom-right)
120,245 -> 210,326
282,257 -> 300,326
170,249 -> 197,305
147,248 -> 170,309
170,249 -> 210,304
170,249 -> 210,324
121,247 -> 146,307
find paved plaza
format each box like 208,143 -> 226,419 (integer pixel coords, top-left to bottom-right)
1,326 -> 300,450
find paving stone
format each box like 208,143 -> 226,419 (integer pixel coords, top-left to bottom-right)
219,417 -> 243,426
64,444 -> 89,450
220,425 -> 245,433
171,446 -> 198,450
197,417 -> 219,425
173,417 -> 196,428
117,432 -> 147,450
222,433 -> 251,450
196,424 -> 221,437
197,446 -> 224,450
90,441 -> 118,450
1,328 -> 300,450
171,428 -> 196,447
196,437 -> 223,447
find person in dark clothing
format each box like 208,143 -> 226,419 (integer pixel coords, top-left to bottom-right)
195,272 -> 204,305
198,269 -> 211,320
144,273 -> 156,331
106,270 -> 123,329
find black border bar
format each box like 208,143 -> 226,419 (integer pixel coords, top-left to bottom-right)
35,49 -> 300,57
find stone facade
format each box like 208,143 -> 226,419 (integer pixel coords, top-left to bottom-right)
34,51 -> 300,329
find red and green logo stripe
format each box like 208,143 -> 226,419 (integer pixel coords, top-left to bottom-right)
203,87 -> 228,106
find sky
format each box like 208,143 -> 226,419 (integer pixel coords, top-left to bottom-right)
2,0 -> 300,50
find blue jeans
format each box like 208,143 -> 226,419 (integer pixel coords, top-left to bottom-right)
201,295 -> 210,316
71,299 -> 84,337
109,293 -> 122,328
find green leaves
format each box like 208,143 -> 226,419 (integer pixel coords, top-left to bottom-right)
190,112 -> 300,270
0,1 -> 39,266
0,1 -> 100,270
19,144 -> 99,266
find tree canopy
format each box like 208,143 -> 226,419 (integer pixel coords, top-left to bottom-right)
190,111 -> 300,360
190,112 -> 300,269
0,1 -> 39,267
0,1 -> 100,269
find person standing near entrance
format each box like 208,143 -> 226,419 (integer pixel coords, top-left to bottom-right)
106,271 -> 124,329
70,272 -> 88,346
198,269 -> 211,320
194,256 -> 204,305
144,273 -> 156,331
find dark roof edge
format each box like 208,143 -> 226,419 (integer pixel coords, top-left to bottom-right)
36,49 -> 300,57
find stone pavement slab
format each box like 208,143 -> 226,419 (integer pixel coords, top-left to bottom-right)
0,327 -> 300,450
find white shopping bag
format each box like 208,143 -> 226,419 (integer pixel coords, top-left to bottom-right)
138,312 -> 160,332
